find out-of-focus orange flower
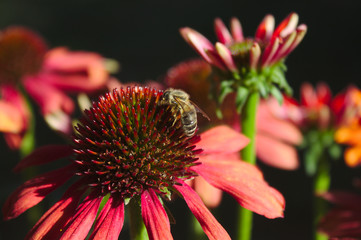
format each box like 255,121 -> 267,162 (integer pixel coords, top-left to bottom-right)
334,88 -> 361,167
0,27 -> 109,149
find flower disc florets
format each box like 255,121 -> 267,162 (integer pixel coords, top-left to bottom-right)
73,86 -> 201,199
0,27 -> 47,85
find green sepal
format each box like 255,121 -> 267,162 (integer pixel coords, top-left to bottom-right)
218,80 -> 234,105
304,142 -> 322,176
270,85 -> 284,105
235,87 -> 249,113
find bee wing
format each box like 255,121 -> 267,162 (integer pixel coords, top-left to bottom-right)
189,100 -> 211,121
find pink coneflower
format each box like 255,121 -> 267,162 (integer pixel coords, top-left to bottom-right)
0,27 -> 109,149
180,13 -> 307,108
3,86 -> 285,239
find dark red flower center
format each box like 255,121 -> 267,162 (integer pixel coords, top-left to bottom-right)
0,27 -> 47,85
73,86 -> 201,199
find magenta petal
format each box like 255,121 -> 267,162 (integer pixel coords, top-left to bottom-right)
256,134 -> 299,170
60,193 -> 103,240
26,180 -> 87,240
14,145 -> 73,172
89,195 -> 124,240
197,125 -> 249,154
174,181 -> 231,240
192,160 -> 285,218
3,164 -> 75,220
214,18 -> 233,45
141,189 -> 173,240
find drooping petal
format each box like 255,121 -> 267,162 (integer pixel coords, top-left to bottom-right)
60,192 -> 103,240
141,189 -> 173,240
230,17 -> 244,42
14,144 -> 73,172
215,42 -> 238,72
255,14 -> 275,43
174,180 -> 231,240
214,18 -> 233,45
193,176 -> 223,208
197,125 -> 249,155
180,27 -> 225,70
89,195 -> 124,240
256,133 -> 299,170
26,179 -> 87,240
42,47 -> 108,92
3,164 -> 75,220
192,160 -> 285,218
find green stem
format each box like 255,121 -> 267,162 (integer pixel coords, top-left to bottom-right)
129,198 -> 148,240
237,92 -> 259,240
191,210 -> 207,240
313,154 -> 330,240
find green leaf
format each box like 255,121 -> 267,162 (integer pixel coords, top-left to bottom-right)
328,143 -> 342,160
235,87 -> 249,113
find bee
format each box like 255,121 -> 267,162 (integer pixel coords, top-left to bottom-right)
159,88 -> 210,137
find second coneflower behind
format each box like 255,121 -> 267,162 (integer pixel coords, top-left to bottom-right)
3,86 -> 285,239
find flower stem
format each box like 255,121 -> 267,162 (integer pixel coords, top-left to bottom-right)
129,198 -> 148,240
313,154 -> 330,240
237,92 -> 259,240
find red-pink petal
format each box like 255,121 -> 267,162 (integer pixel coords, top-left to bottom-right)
174,180 -> 231,240
300,82 -> 318,107
230,17 -> 244,42
194,176 -> 223,208
0,100 -> 23,133
256,133 -> 299,170
214,18 -> 233,45
192,160 -> 285,218
249,42 -> 261,70
42,47 -> 108,92
321,191 -> 361,208
60,193 -> 103,240
215,42 -> 238,72
269,31 -> 297,64
26,180 -> 87,240
141,189 -> 173,240
3,164 -> 75,220
255,14 -> 275,43
89,195 -> 124,240
180,27 -> 225,70
14,145 -> 73,172
278,24 -> 307,59
272,12 -> 299,40
261,37 -> 280,67
24,76 -> 74,115
197,125 -> 249,154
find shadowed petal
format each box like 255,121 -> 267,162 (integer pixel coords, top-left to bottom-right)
26,180 -> 87,240
256,134 -> 299,170
192,160 -> 285,218
197,125 -> 249,154
141,189 -> 173,240
14,145 -> 73,172
89,195 -> 124,240
194,176 -> 223,208
60,192 -> 103,240
3,164 -> 75,220
214,18 -> 232,45
174,180 -> 231,240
